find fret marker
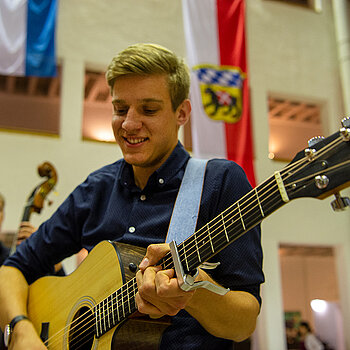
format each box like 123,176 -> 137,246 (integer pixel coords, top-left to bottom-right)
103,299 -> 107,332
255,188 -> 265,217
107,297 -> 111,329
207,224 -> 214,253
194,233 -> 201,263
111,294 -> 115,325
274,171 -> 290,203
116,290 -> 120,321
221,213 -> 229,242
237,202 -> 246,231
183,244 -> 189,271
95,306 -> 100,337
122,287 -> 126,319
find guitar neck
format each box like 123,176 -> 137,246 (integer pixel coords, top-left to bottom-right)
93,172 -> 288,338
164,172 -> 288,274
94,277 -> 138,338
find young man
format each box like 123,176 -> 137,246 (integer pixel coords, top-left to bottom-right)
0,43 -> 264,349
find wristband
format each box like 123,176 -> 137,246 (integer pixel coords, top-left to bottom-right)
3,315 -> 29,347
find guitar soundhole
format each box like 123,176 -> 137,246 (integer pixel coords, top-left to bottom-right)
68,306 -> 94,350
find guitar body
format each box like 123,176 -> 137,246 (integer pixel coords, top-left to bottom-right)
28,241 -> 169,349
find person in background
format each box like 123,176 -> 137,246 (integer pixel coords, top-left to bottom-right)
0,193 -> 9,266
0,43 -> 264,349
299,321 -> 324,350
0,193 -> 63,274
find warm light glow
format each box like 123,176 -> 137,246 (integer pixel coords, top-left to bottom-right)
311,299 -> 327,313
93,129 -> 115,142
268,152 -> 275,159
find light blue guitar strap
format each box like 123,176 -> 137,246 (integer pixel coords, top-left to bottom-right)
165,158 -> 207,244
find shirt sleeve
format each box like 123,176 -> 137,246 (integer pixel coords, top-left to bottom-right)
3,178 -> 93,284
305,334 -> 324,350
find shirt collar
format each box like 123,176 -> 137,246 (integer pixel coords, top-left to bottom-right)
119,141 -> 190,191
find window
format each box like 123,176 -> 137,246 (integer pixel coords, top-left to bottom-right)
268,96 -> 323,161
82,71 -> 114,143
265,0 -> 322,12
0,72 -> 61,136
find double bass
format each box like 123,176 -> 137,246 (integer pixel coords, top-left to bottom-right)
10,161 -> 58,254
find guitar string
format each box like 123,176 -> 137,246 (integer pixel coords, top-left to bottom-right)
63,158 -> 350,348
44,273 -> 138,348
44,135 -> 344,348
45,160 -> 300,348
146,135 -> 344,274
44,135 -> 345,347
43,171 -> 286,349
46,156 -> 348,350
43,135 -> 345,347
176,136 -> 345,269
182,160 -> 349,271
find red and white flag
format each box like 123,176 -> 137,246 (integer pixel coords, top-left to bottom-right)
182,0 -> 256,186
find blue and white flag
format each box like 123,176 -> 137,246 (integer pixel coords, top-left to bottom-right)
0,0 -> 58,77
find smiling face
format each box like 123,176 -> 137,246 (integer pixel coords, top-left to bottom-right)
111,74 -> 190,187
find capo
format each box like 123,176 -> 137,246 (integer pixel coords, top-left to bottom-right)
169,241 -> 229,296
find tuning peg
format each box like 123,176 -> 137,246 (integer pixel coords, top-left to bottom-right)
330,192 -> 350,212
308,136 -> 324,147
341,116 -> 350,128
340,117 -> 350,141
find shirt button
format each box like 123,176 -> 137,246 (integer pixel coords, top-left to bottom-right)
158,178 -> 164,184
128,226 -> 135,233
140,194 -> 146,201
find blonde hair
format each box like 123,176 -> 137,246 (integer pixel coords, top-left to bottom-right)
106,43 -> 190,111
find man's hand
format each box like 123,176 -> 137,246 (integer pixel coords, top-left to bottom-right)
135,243 -> 195,318
9,318 -> 46,350
16,222 -> 37,246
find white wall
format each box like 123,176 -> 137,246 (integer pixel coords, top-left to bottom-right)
0,0 -> 349,349
0,0 -> 186,230
281,254 -> 339,324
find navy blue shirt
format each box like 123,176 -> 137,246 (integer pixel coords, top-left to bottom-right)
5,141 -> 264,349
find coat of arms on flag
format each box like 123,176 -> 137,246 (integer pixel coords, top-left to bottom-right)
193,64 -> 245,124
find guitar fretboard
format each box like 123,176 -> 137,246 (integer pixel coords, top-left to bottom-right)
169,173 -> 286,274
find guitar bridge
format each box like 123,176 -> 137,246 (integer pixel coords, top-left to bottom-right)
40,322 -> 49,344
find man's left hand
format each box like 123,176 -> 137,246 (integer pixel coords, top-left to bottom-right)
135,243 -> 195,318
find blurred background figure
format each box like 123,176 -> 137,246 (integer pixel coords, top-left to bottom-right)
0,193 -> 9,265
0,192 -> 37,265
299,321 -> 324,350
0,192 -> 64,274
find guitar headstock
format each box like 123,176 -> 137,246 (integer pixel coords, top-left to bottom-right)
282,117 -> 350,208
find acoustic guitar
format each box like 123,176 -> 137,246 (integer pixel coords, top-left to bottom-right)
27,119 -> 350,349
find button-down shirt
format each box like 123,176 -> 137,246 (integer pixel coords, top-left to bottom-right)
5,141 -> 264,349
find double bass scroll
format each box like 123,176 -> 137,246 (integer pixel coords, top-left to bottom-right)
10,161 -> 58,255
